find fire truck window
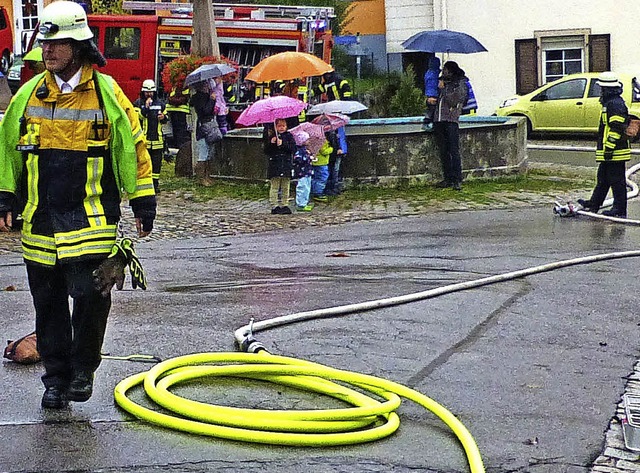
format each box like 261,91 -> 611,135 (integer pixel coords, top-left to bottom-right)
104,27 -> 141,60
90,27 -> 99,46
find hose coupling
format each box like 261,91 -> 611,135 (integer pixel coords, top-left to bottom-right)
553,202 -> 579,217
239,336 -> 267,354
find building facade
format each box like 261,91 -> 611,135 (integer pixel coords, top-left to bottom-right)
346,0 -> 640,115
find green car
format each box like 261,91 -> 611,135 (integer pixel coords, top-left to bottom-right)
495,72 -> 640,134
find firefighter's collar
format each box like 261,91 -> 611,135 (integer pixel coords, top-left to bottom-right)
54,67 -> 82,93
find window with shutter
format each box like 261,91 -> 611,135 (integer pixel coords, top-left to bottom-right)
588,34 -> 610,72
515,39 -> 538,95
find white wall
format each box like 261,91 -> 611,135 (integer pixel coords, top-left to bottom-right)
387,0 -> 640,114
385,0 -> 434,53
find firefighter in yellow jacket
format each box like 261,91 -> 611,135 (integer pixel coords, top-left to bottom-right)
134,79 -> 168,193
578,72 -> 631,218
0,1 -> 156,409
312,71 -> 352,102
166,84 -> 190,149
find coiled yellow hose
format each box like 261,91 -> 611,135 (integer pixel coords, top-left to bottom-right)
114,351 -> 485,473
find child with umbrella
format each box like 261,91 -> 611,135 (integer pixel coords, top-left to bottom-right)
264,118 -> 297,214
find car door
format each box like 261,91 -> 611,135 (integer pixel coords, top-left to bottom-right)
530,78 -> 588,131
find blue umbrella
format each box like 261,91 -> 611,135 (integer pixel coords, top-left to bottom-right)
402,29 -> 487,54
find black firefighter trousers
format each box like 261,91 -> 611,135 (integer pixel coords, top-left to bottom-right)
26,259 -> 111,389
589,160 -> 628,215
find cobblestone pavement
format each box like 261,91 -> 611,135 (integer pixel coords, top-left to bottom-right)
2,164 -> 640,472
0,164 -> 592,254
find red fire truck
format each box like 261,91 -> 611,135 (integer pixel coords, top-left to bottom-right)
22,2 -> 334,103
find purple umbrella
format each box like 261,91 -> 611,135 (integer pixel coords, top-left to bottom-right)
311,113 -> 350,131
289,122 -> 327,156
236,95 -> 307,126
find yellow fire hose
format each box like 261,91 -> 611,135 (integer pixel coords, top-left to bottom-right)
114,351 -> 485,473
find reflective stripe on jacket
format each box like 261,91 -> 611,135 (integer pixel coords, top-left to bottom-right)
317,79 -> 352,101
165,87 -> 190,113
596,95 -> 630,162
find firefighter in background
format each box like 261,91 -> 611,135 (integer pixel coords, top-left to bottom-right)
0,0 -> 156,409
166,84 -> 191,150
273,79 -> 301,127
223,80 -> 237,129
254,82 -> 270,100
578,71 -> 631,218
272,80 -> 287,96
134,79 -> 168,193
239,79 -> 257,103
312,70 -> 353,102
297,78 -> 309,123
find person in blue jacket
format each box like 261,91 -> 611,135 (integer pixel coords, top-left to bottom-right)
462,78 -> 478,115
423,55 -> 441,125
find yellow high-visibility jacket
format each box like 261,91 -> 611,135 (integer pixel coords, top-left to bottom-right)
0,65 -> 154,266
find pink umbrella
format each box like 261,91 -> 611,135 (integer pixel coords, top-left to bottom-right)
289,122 -> 326,155
310,113 -> 350,131
235,95 -> 307,126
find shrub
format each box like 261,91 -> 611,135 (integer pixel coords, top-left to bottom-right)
161,55 -> 239,91
358,67 -> 424,118
389,65 -> 425,117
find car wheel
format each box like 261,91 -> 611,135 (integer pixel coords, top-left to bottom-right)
0,51 -> 10,76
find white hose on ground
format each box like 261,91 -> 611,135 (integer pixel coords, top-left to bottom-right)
234,250 -> 640,344
576,161 -> 640,223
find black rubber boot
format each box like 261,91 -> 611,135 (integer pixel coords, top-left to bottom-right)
41,386 -> 68,409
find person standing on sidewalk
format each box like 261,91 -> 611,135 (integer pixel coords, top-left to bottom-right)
430,61 -> 468,191
190,79 -> 218,186
578,72 -> 630,218
292,131 -> 314,211
264,118 -> 296,214
0,1 -> 156,409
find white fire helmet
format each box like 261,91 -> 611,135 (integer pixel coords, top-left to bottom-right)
597,71 -> 622,88
36,1 -> 93,42
142,79 -> 157,92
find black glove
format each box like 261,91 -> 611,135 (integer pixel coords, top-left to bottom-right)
93,251 -> 127,297
92,238 -> 147,296
130,195 -> 157,232
603,150 -> 614,160
0,191 -> 14,214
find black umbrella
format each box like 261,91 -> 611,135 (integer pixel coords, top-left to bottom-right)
402,29 -> 487,54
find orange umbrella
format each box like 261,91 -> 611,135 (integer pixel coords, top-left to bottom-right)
245,51 -> 333,82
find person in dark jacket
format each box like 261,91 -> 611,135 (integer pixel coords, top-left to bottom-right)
189,80 -> 218,186
578,71 -> 631,218
430,61 -> 468,190
264,118 -> 296,214
312,71 -> 352,102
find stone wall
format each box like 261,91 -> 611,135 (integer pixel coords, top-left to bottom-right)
202,115 -> 527,186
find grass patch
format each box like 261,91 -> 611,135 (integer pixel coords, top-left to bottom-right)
159,161 -> 592,206
160,162 -> 267,201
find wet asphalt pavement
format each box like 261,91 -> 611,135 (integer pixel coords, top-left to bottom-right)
2,181 -> 640,472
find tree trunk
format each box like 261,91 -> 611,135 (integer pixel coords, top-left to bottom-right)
191,0 -> 220,57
